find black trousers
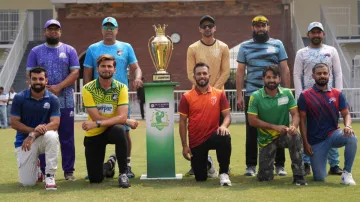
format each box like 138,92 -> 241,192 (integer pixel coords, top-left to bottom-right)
84,125 -> 128,183
139,101 -> 145,119
244,96 -> 285,167
191,132 -> 231,181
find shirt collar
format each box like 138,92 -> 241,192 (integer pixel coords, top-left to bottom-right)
312,84 -> 331,92
95,78 -> 116,89
25,88 -> 50,99
261,86 -> 284,98
194,85 -> 212,95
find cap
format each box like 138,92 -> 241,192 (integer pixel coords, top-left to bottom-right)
199,15 -> 215,25
44,19 -> 61,29
307,22 -> 324,32
252,15 -> 269,25
102,17 -> 118,27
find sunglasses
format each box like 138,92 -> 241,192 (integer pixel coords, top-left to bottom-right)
102,26 -> 117,31
200,24 -> 215,29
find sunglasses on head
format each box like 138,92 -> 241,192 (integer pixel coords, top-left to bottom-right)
252,16 -> 269,25
200,24 -> 215,29
102,26 -> 117,31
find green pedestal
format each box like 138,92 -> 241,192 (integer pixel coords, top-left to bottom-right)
140,82 -> 182,180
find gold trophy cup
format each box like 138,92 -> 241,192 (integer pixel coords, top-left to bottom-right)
148,24 -> 173,82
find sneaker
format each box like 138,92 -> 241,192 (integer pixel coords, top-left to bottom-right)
37,159 -> 44,182
293,175 -> 308,186
227,167 -> 234,177
64,173 -> 76,181
341,171 -> 356,185
219,173 -> 232,186
275,166 -> 287,176
304,163 -> 311,176
118,173 -> 131,188
329,165 -> 343,175
185,168 -> 194,177
207,155 -> 218,178
126,166 -> 135,178
103,154 -> 116,178
85,175 -> 89,181
244,166 -> 256,176
45,174 -> 57,190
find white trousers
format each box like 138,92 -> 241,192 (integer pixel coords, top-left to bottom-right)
15,131 -> 59,186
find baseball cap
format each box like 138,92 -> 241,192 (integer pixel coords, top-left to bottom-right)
199,15 -> 215,25
252,15 -> 269,25
102,17 -> 118,27
44,19 -> 61,29
307,22 -> 324,32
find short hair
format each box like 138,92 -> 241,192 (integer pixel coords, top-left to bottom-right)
262,65 -> 280,77
0,87 -> 3,90
29,67 -> 47,78
97,54 -> 116,67
312,63 -> 329,74
193,62 -> 210,74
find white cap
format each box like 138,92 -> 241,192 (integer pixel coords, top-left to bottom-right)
308,22 -> 324,32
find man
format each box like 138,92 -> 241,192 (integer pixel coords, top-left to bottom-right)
236,15 -> 291,176
298,63 -> 357,185
82,54 -> 138,188
186,14 -> 230,177
0,87 -> 8,128
26,19 -> 79,181
11,67 -> 60,190
7,87 -> 16,127
136,77 -> 145,120
247,65 -> 307,185
179,62 -> 232,186
83,17 -> 143,178
294,22 -> 343,176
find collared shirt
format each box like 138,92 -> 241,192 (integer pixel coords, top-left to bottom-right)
298,85 -> 348,145
178,86 -> 231,148
11,89 -> 60,148
82,78 -> 129,137
247,87 -> 297,147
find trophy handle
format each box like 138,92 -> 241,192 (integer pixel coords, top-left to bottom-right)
148,36 -> 157,72
166,35 -> 174,71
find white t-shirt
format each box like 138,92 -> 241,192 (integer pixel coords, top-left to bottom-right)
8,92 -> 16,105
293,44 -> 343,100
0,93 -> 8,106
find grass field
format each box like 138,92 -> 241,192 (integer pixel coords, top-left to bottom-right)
0,121 -> 359,202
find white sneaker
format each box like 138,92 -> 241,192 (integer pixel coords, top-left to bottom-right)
207,155 -> 218,178
219,173 -> 232,186
341,171 -> 356,185
244,166 -> 256,176
45,174 -> 57,190
275,166 -> 287,176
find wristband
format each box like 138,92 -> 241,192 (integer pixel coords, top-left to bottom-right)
346,125 -> 352,129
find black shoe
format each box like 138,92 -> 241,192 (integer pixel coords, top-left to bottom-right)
304,163 -> 311,176
293,175 -> 308,186
118,173 -> 131,188
103,154 -> 116,178
328,165 -> 343,175
126,166 -> 135,178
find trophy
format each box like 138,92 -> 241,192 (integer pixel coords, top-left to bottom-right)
148,24 -> 173,82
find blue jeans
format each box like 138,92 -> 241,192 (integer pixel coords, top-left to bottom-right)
0,105 -> 7,128
310,129 -> 357,181
303,147 -> 340,167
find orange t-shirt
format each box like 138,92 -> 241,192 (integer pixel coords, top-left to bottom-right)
178,86 -> 231,148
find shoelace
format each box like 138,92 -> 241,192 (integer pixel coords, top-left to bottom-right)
47,177 -> 55,184
120,174 -> 128,182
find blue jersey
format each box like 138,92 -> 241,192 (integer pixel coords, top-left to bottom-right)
237,38 -> 288,96
298,86 -> 348,145
11,89 -> 61,148
84,40 -> 138,87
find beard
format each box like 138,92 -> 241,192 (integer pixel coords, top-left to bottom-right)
253,31 -> 269,43
46,37 -> 59,45
264,82 -> 279,90
99,72 -> 114,80
31,84 -> 45,93
196,79 -> 209,87
315,78 -> 328,86
202,30 -> 213,38
311,37 -> 322,45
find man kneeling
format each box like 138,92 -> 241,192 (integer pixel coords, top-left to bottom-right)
178,62 -> 232,186
248,65 -> 307,185
11,67 -> 60,190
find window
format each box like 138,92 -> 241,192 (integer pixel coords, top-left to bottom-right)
0,10 -> 19,43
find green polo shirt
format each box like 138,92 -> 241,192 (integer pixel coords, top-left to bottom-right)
247,87 -> 297,147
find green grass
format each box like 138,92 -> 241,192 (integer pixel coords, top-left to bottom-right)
0,121 -> 359,201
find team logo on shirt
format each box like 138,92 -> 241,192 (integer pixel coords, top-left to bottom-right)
69,111 -> 74,117
329,97 -> 336,104
59,52 -> 67,59
43,102 -> 50,109
211,96 -> 217,105
117,49 -> 123,56
112,93 -> 118,100
97,104 -> 114,114
324,53 -> 331,57
266,46 -> 276,53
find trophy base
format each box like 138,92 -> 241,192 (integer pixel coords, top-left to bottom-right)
153,74 -> 171,82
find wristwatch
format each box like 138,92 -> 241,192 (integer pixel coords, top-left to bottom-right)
29,132 -> 36,139
96,120 -> 101,128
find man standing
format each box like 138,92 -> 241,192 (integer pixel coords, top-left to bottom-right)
298,63 -> 357,185
11,67 -> 60,190
0,87 -> 8,128
82,54 -> 138,188
247,66 -> 307,185
186,15 -> 230,177
294,22 -> 343,175
236,15 -> 291,176
179,62 -> 232,186
7,87 -> 16,127
26,19 -> 79,180
83,17 -> 143,178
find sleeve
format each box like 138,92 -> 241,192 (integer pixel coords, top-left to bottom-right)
338,92 -> 348,111
50,97 -> 61,117
247,94 -> 258,115
220,91 -> 231,112
236,43 -> 246,64
278,41 -> 288,62
118,85 -> 129,106
186,46 -> 196,85
297,93 -> 307,112
214,46 -> 230,89
127,44 -> 138,65
26,50 -> 37,70
83,47 -> 94,68
293,50 -> 304,100
332,49 -> 343,90
10,94 -> 22,117
69,47 -> 80,69
178,95 -> 189,117
287,90 -> 297,109
82,87 -> 97,108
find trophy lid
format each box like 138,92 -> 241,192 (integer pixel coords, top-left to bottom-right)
153,24 -> 167,36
